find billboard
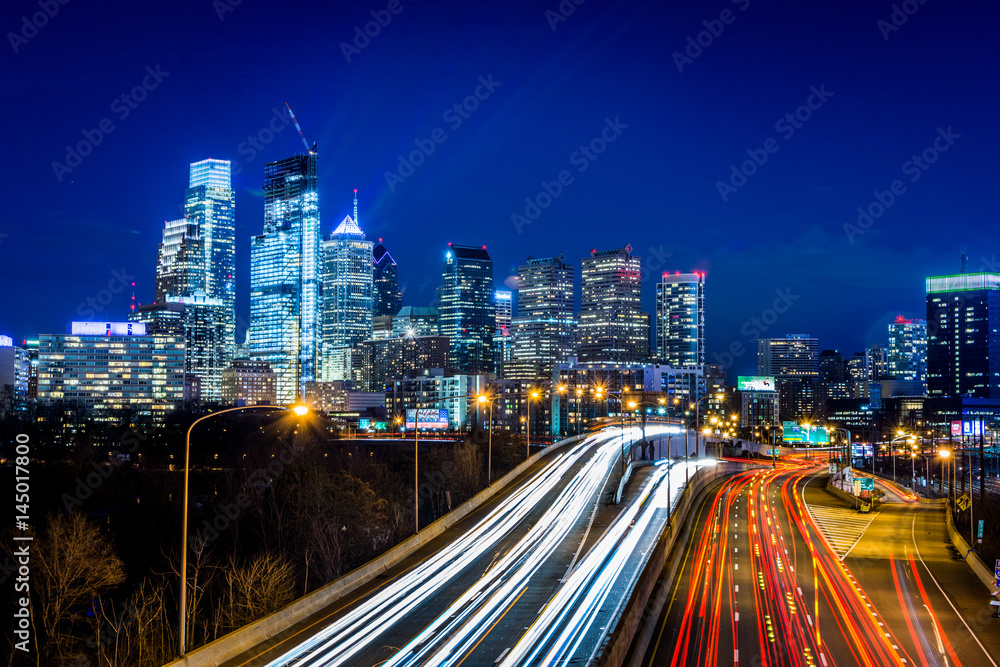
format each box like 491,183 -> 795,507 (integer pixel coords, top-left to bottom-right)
950,420 -> 984,437
738,376 -> 776,392
782,421 -> 829,443
406,408 -> 449,429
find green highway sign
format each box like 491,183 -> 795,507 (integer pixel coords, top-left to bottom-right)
858,477 -> 874,491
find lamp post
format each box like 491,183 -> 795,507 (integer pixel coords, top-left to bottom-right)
477,393 -> 502,484
525,390 -> 540,459
179,403 -> 308,657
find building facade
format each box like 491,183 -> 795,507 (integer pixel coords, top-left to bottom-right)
0,336 -> 29,407
221,359 -> 276,406
386,370 -> 487,431
373,240 -> 402,318
507,254 -> 577,382
887,315 -> 928,390
250,150 -> 321,403
129,291 -> 229,403
926,272 -> 1000,399
656,272 -> 705,368
37,322 -> 184,420
757,334 -> 820,421
321,206 -> 374,381
578,245 -> 648,364
358,335 -> 450,392
438,245 -> 494,374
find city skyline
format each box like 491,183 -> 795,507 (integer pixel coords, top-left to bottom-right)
4,0 -> 998,377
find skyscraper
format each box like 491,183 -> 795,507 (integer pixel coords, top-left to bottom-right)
250,149 -> 320,403
758,334 -> 819,420
507,254 -> 576,381
887,316 -> 927,389
373,239 -> 402,318
926,272 -> 1000,398
321,192 -> 373,381
439,244 -> 494,374
656,271 -> 705,368
150,159 -> 235,399
155,217 -> 204,302
578,245 -> 648,363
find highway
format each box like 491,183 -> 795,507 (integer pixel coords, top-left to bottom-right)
649,460 -> 916,667
223,424 -> 695,667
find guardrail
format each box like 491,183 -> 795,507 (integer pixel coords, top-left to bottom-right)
164,433 -> 590,667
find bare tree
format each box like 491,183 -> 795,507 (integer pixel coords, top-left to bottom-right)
452,440 -> 484,502
220,551 -> 296,631
33,512 -> 126,661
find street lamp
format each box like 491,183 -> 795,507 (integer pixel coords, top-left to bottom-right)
526,390 -> 540,459
179,403 -> 308,656
939,448 -> 951,498
477,393 -> 502,484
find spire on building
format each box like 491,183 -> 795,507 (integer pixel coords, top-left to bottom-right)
353,188 -> 359,228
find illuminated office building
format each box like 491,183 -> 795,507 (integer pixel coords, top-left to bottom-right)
508,254 -> 576,381
578,245 -> 648,363
757,334 -> 819,420
392,306 -> 439,337
656,272 -> 705,368
36,322 -> 184,420
221,359 -> 276,406
887,316 -> 927,387
321,192 -> 373,381
373,240 -> 402,318
926,271 -> 1000,398
250,149 -> 320,403
439,244 -> 494,374
129,291 -> 229,403
155,159 -> 235,359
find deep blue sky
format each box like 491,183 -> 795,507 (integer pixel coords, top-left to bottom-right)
2,0 -> 997,377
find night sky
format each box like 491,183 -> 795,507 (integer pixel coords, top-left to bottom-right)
3,0 -> 997,377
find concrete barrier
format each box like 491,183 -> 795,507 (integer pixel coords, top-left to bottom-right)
594,460 -> 759,666
945,503 -> 996,591
615,460 -> 634,505
164,433 -> 589,667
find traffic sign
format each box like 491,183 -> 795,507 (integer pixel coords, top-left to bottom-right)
979,520 -> 985,540
859,477 -> 875,491
829,463 -> 837,475
957,493 -> 970,511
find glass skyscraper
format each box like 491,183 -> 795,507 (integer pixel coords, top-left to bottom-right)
439,244 -> 494,374
656,272 -> 705,368
373,240 -> 402,317
185,159 -> 236,355
508,254 -> 576,381
250,150 -> 320,403
151,159 -> 234,400
926,272 -> 1000,398
321,205 -> 373,381
578,245 -> 648,363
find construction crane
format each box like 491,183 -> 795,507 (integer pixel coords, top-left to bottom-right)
285,102 -> 314,154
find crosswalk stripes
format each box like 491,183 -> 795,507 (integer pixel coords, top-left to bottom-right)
806,504 -> 879,559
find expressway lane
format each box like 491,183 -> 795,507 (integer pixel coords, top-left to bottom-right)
224,425 -> 692,667
838,491 -> 1000,667
648,461 -> 917,667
